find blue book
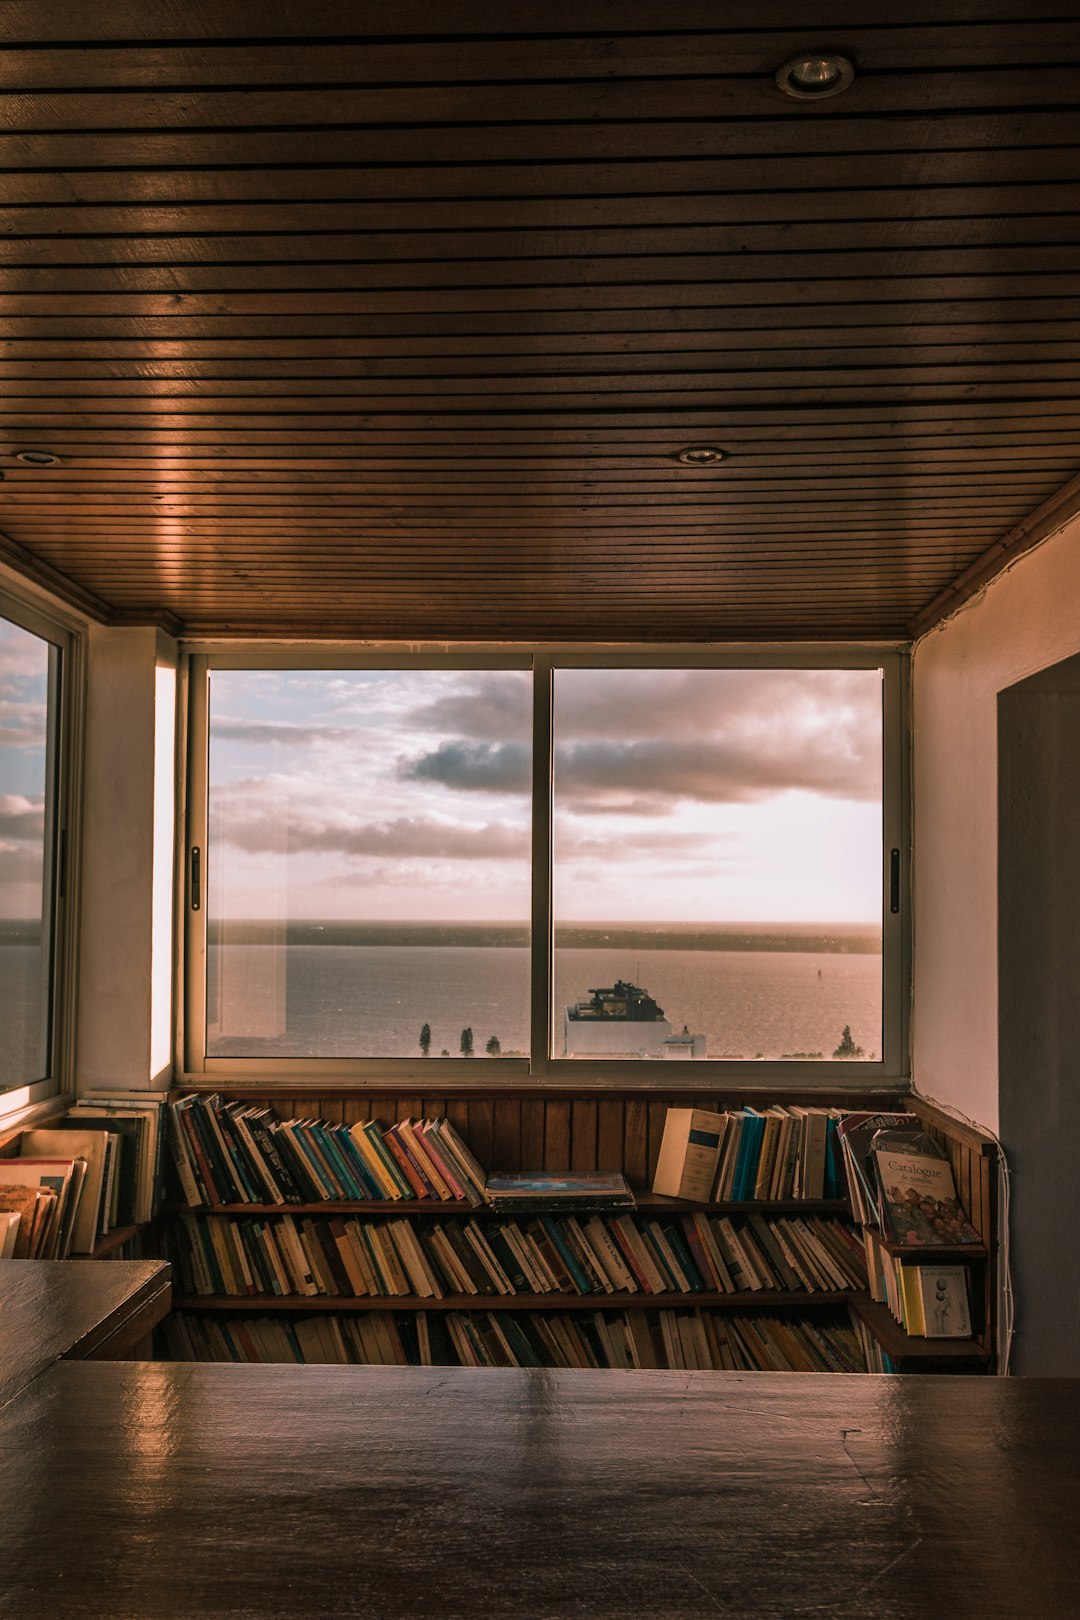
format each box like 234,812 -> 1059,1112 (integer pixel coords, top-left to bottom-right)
538,1216 -> 593,1294
331,1125 -> 382,1199
731,1111 -> 765,1201
312,1121 -> 365,1199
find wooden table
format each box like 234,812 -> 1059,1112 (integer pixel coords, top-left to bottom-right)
0,1258 -> 171,1405
0,1360 -> 1077,1618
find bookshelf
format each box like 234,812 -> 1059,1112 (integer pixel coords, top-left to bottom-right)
160,1089 -> 998,1373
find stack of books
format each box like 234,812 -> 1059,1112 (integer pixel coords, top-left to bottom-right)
165,1208 -> 866,1301
163,1304 -> 868,1373
167,1096 -> 487,1206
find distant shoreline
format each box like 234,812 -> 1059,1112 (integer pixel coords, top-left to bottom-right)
190,920 -> 882,954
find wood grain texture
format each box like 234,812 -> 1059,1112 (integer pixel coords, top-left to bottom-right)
0,8 -> 1075,638
1,1361 -> 1077,1618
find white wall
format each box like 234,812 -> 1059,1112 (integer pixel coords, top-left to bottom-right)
76,624 -> 178,1091
911,511 -> 1080,1134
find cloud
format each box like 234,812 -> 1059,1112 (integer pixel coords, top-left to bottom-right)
211,780 -> 528,863
556,825 -> 723,860
402,669 -> 881,807
0,794 -> 44,841
554,667 -> 879,742
0,842 -> 43,884
406,672 -> 531,740
402,740 -> 530,795
555,734 -> 877,806
211,717 -> 356,746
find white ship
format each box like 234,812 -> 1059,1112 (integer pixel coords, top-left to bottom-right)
563,980 -> 707,1059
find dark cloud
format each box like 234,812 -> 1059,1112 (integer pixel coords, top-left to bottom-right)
0,795 -> 44,841
403,668 -> 881,807
406,672 -> 531,740
401,740 -> 530,795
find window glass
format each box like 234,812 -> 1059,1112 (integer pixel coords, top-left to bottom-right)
206,668 -> 532,1058
0,613 -> 58,1090
552,668 -> 883,1061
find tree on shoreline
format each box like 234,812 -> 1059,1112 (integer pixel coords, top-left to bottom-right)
485,1035 -> 501,1057
833,1024 -> 864,1060
419,1022 -> 431,1057
460,1026 -> 474,1057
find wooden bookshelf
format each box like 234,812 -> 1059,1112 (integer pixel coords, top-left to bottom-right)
160,1089 -> 1001,1373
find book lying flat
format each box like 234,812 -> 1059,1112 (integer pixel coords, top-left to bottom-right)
484,1172 -> 635,1212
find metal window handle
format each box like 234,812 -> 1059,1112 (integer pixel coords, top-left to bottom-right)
889,848 -> 900,914
191,846 -> 201,911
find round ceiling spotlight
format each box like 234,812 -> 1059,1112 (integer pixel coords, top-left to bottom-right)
774,53 -> 855,100
15,450 -> 60,467
675,445 -> 727,467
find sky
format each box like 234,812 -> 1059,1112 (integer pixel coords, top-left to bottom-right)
0,616 -> 49,920
207,664 -> 884,927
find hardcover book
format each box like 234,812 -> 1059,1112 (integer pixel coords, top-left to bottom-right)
651,1107 -> 727,1201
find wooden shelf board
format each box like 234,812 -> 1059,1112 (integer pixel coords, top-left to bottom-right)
172,1289 -> 854,1313
165,1197 -> 853,1218
88,1225 -> 141,1260
876,1238 -> 988,1262
848,1292 -> 990,1361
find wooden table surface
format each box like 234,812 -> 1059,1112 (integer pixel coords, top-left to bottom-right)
0,1259 -> 170,1407
0,1362 -> 1077,1619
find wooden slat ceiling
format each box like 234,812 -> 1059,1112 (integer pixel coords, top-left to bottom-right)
1,1 -> 1079,641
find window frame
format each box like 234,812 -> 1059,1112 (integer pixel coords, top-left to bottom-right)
181,642 -> 908,1089
0,584 -> 84,1119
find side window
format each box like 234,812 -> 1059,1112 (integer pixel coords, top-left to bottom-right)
0,601 -> 71,1099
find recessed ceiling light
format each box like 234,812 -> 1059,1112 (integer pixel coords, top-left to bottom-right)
15,450 -> 60,467
675,445 -> 727,466
774,53 -> 855,100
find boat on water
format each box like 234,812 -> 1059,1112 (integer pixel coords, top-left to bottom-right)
563,979 -> 707,1059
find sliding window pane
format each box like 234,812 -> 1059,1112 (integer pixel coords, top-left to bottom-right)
0,615 -> 58,1090
552,668 -> 883,1062
206,668 -> 531,1058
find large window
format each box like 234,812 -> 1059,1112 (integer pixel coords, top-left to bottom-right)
184,649 -> 905,1082
0,594 -> 76,1103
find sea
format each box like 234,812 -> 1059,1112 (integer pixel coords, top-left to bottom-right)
0,924 -> 883,1083
205,938 -> 882,1063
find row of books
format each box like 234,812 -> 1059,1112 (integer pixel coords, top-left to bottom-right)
654,1105 -> 847,1204
165,1208 -> 868,1301
865,1229 -> 973,1338
0,1097 -> 164,1256
168,1095 -> 487,1207
162,1306 -> 869,1373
